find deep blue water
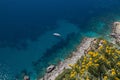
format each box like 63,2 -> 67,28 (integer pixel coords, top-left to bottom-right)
0,0 -> 120,79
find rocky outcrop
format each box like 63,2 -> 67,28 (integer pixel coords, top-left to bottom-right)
110,22 -> 120,43
39,38 -> 94,80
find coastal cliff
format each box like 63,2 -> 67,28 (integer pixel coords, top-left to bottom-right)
110,22 -> 120,45
39,38 -> 94,80
39,21 -> 120,80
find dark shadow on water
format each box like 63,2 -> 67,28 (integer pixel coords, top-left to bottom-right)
15,69 -> 32,80
0,26 -> 57,50
14,32 -> 82,80
31,32 -> 82,78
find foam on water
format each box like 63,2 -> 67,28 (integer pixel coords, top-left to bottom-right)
0,13 -> 120,79
0,20 -> 80,79
0,0 -> 120,79
0,63 -> 13,80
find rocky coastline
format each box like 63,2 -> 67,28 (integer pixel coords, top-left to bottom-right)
39,21 -> 120,80
110,22 -> 120,45
39,37 -> 95,80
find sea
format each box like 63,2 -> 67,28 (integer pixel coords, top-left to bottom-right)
0,0 -> 120,80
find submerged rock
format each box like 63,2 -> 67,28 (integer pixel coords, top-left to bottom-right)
24,75 -> 30,80
46,65 -> 55,73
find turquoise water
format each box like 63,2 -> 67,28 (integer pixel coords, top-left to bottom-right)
0,0 -> 120,80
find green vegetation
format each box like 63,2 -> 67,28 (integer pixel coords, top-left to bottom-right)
55,69 -> 72,80
55,38 -> 120,80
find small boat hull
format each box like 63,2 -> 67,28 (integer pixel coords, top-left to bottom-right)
53,33 -> 61,37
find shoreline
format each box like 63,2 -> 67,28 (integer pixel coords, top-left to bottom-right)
38,21 -> 120,80
110,21 -> 120,44
39,37 -> 95,80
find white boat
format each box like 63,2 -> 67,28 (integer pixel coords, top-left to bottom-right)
53,33 -> 61,37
